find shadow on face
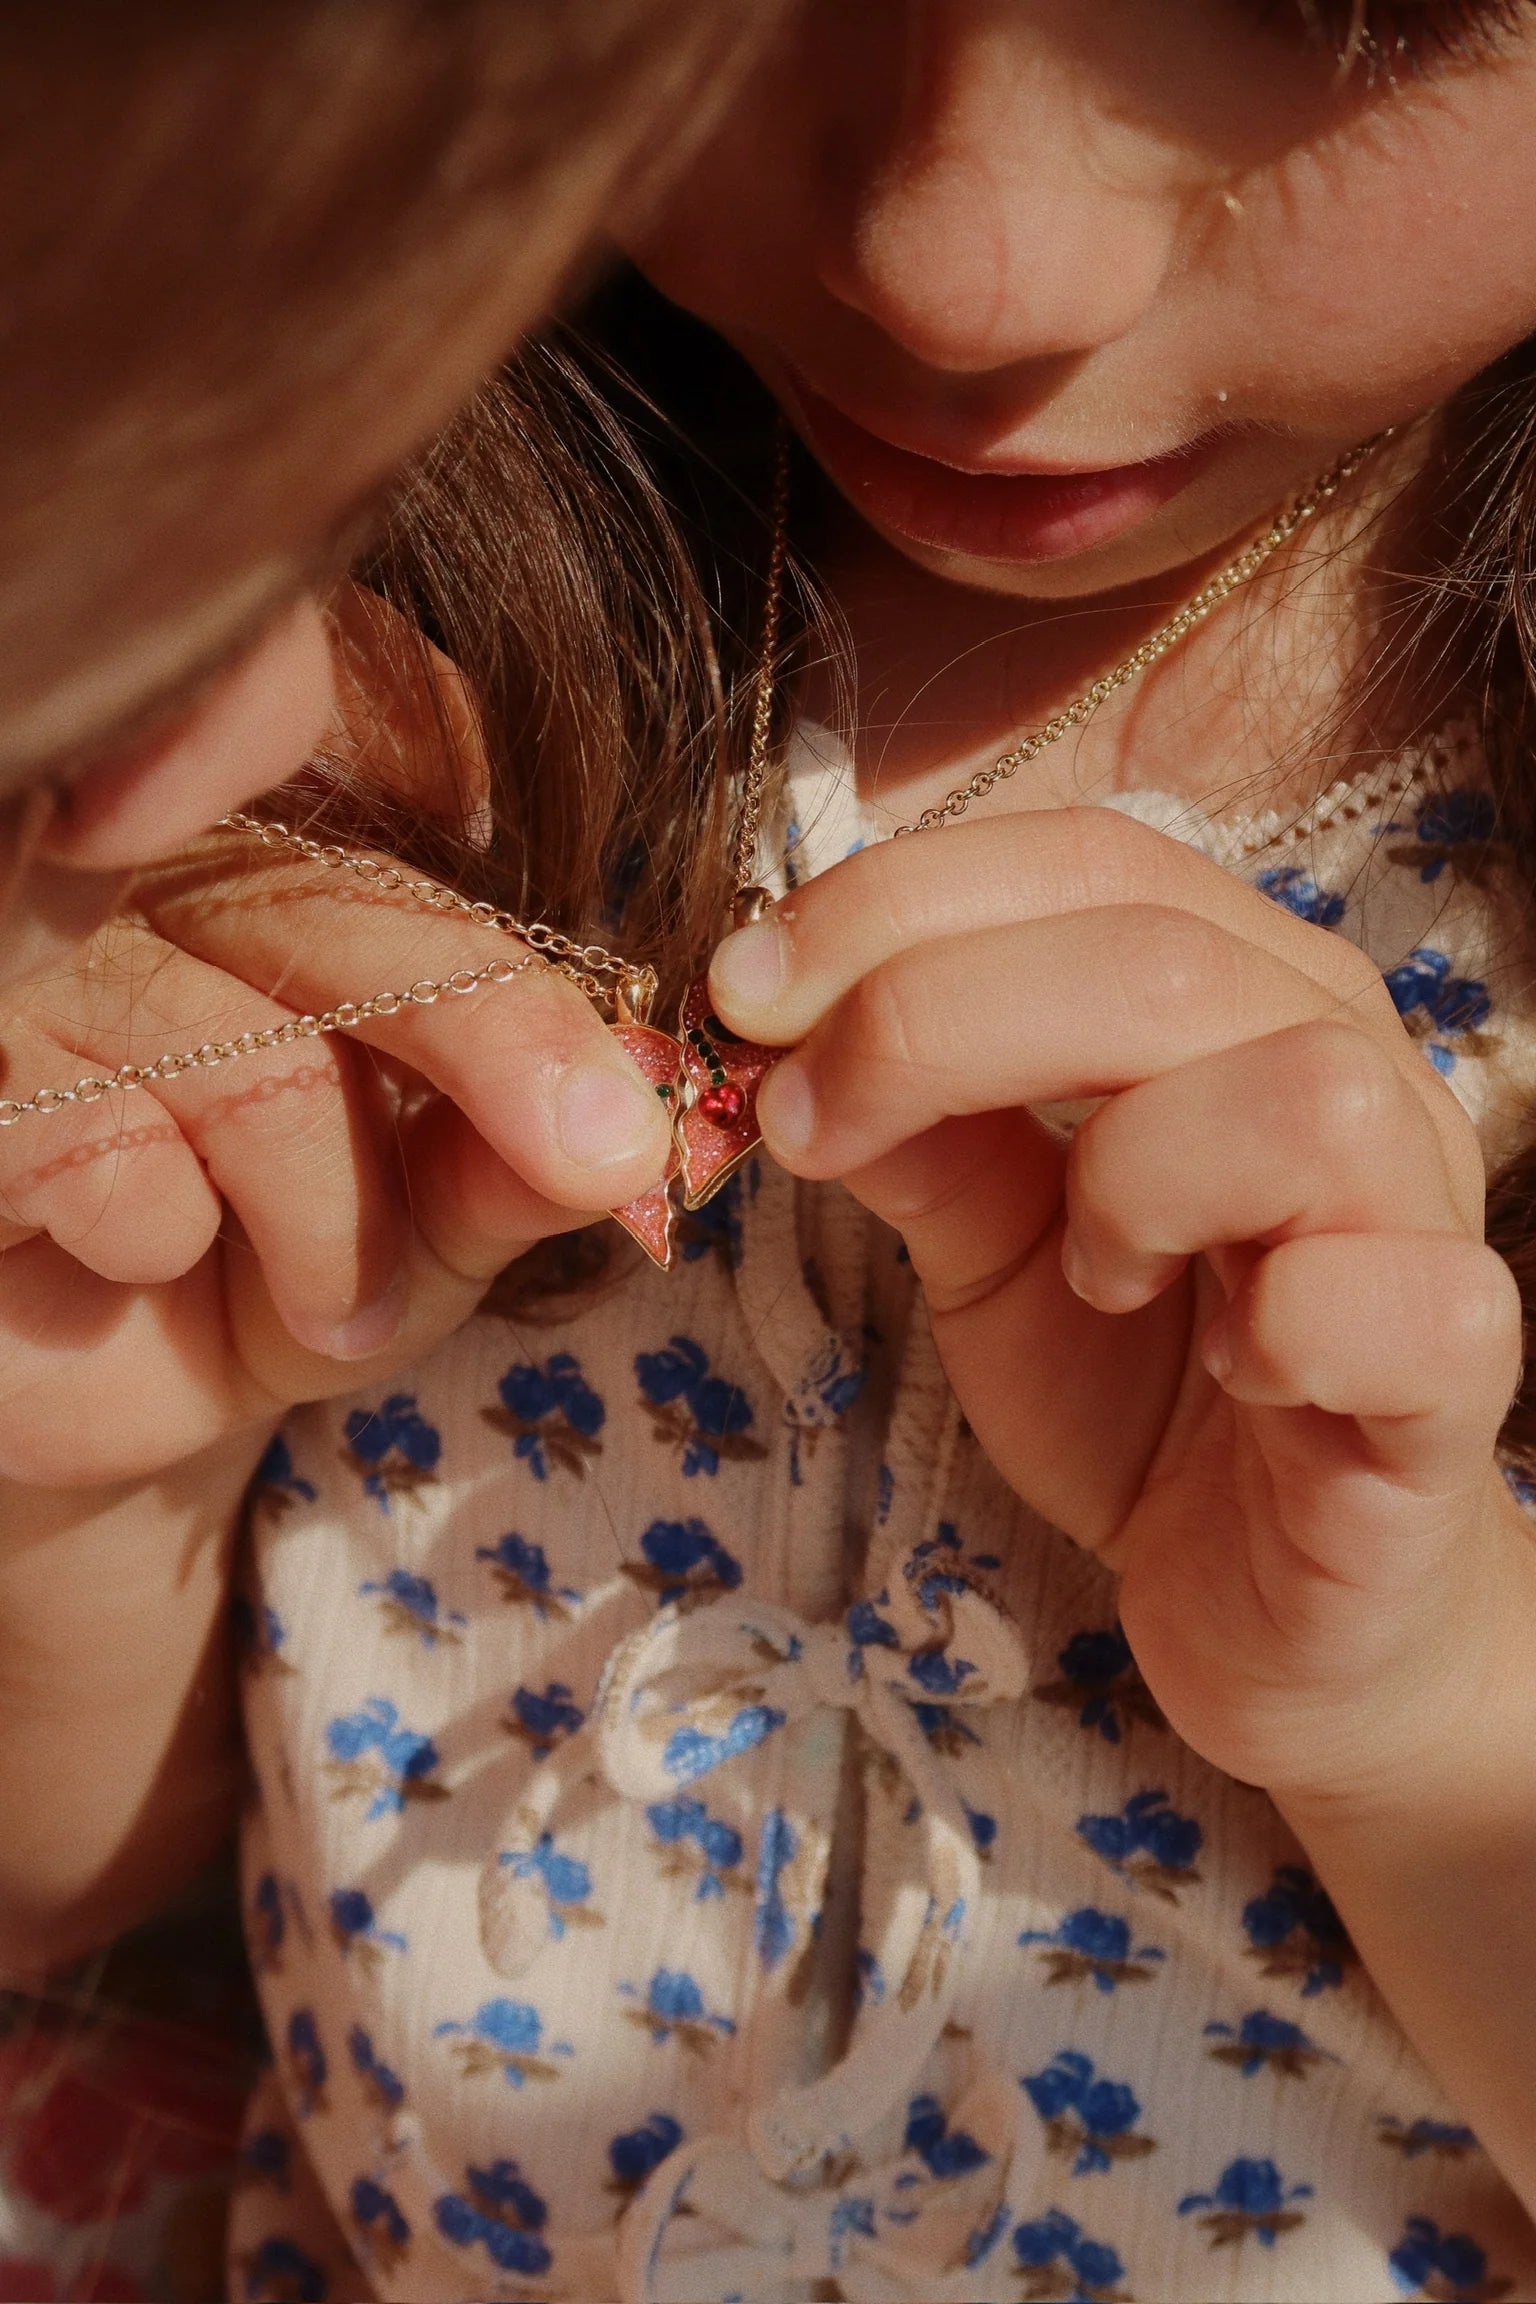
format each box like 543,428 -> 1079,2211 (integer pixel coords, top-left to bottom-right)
0,0 -> 782,983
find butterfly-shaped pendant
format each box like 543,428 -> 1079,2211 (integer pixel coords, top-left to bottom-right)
609,975 -> 780,1270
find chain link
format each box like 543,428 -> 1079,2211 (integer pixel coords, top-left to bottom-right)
0,428 -> 1387,1129
732,426 -> 794,897
217,811 -> 653,1009
0,953 -> 540,1130
891,431 -> 1390,838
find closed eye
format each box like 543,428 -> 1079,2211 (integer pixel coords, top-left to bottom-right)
1264,0 -> 1536,72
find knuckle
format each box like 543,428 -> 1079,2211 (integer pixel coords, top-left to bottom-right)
846,959 -> 922,1079
1055,803 -> 1164,902
1281,1020 -> 1399,1151
1119,904 -> 1233,1014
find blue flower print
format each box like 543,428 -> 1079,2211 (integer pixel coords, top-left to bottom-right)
1179,2157 -> 1313,2249
1243,1863 -> 1355,1995
1379,2116 -> 1478,2161
1504,1461 -> 1536,1512
786,1330 -> 868,1484
876,1462 -> 895,1525
350,2177 -> 411,2276
497,1833 -> 601,1940
358,1568 -> 465,1646
965,1804 -> 998,1861
754,1808 -> 801,1971
435,1997 -> 574,2087
856,1947 -> 887,2007
1019,1907 -> 1165,1994
635,1335 -> 769,1476
621,1967 -> 737,2054
285,2009 -> 328,2119
623,1516 -> 744,1611
1021,2051 -> 1154,2176
660,1701 -> 787,1785
250,1871 -> 289,1974
1389,2216 -> 1514,2301
1205,2009 -> 1331,2080
607,2112 -> 685,2200
233,1597 -> 295,1677
341,1394 -> 441,1511
1075,1789 -> 1203,1902
1254,865 -> 1346,929
324,1696 -> 449,1820
646,1797 -> 746,1899
239,2237 -> 330,2303
348,2025 -> 404,2115
237,2128 -> 292,2192
1010,2209 -> 1130,2303
504,1679 -> 586,1759
433,2160 -> 551,2280
250,1433 -> 317,1524
676,1173 -> 745,1269
1383,787 -> 1510,890
1383,948 -> 1498,1076
1034,1624 -> 1164,1743
476,1532 -> 581,1621
482,1351 -> 605,1480
846,1595 -> 901,1662
912,1701 -> 981,1756
903,2095 -> 991,2181
327,1888 -> 407,1968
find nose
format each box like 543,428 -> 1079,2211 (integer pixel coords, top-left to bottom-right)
817,13 -> 1178,375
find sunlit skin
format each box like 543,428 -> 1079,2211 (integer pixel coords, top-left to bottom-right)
622,0 -> 1536,2204
8,0 -> 1536,2219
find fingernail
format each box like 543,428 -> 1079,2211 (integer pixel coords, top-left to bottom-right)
312,1273 -> 408,1362
711,919 -> 790,1019
1060,1231 -> 1095,1303
1202,1315 -> 1233,1384
757,1057 -> 816,1159
558,1060 -> 669,1172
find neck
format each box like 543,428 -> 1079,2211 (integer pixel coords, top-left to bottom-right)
805,425 -> 1460,831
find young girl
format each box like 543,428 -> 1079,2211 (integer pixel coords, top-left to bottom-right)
10,2 -> 1536,2298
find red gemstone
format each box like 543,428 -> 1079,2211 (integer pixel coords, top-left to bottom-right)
697,1081 -> 746,1127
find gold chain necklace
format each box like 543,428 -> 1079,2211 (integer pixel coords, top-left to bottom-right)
0,428 -> 1387,1271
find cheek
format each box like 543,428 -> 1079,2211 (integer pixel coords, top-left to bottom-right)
38,596 -> 336,875
1229,79 -> 1536,427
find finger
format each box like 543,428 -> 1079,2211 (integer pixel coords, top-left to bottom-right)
395,1095 -> 596,1284
0,1006 -> 220,1280
0,1239 -> 270,1486
757,905 -> 1402,1179
12,923 -> 414,1358
836,1111 -> 1186,1547
1064,1018 -> 1476,1315
709,806 -> 1394,1045
1206,1230 -> 1521,1499
140,834 -> 673,1209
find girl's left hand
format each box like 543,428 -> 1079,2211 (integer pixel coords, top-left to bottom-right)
709,805 -> 1536,1805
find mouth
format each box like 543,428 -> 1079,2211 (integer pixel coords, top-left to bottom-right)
789,382 -> 1212,565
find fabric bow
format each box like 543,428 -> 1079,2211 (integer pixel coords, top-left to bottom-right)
616,2075 -> 1031,2304
481,1574 -> 1028,2183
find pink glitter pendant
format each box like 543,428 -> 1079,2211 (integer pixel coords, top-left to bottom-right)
608,964 -> 780,1271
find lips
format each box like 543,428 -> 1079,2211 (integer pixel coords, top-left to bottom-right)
791,383 -> 1208,565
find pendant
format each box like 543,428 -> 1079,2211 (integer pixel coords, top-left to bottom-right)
608,904 -> 782,1271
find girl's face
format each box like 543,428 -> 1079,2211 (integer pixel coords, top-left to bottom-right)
631,0 -> 1536,600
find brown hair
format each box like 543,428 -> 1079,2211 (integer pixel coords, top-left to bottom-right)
0,0 -> 782,769
329,274 -> 1536,1436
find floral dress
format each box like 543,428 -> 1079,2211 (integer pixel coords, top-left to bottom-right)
228,719 -> 1536,2304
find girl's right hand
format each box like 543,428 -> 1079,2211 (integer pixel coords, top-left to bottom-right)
0,821 -> 672,1492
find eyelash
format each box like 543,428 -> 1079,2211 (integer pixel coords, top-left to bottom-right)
1278,0 -> 1534,70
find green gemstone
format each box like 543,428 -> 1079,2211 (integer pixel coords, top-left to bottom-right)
656,1083 -> 675,1101
710,1068 -> 727,1086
